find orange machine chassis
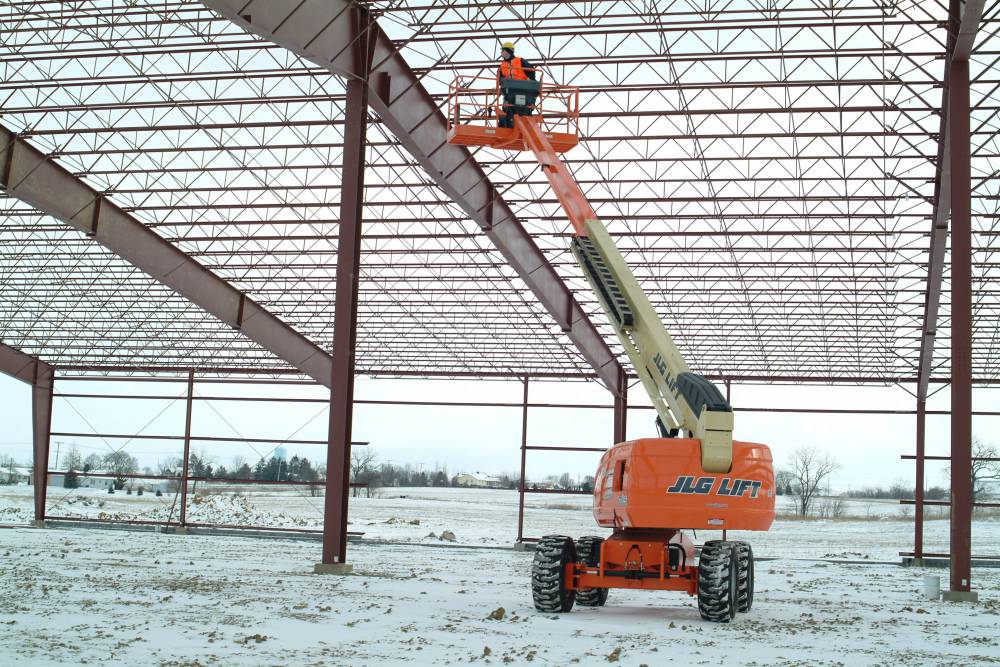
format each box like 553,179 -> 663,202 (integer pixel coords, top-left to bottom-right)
567,529 -> 698,596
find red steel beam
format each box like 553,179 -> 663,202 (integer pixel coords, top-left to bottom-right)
914,399 -> 926,560
613,368 -> 627,444
179,371 -> 195,527
0,342 -> 51,385
899,551 -> 1000,559
517,378 -> 529,544
915,0 -> 985,402
31,367 -> 54,522
49,365 -> 1000,384
949,51 -> 973,595
0,342 -> 54,523
321,26 -> 372,565
200,0 -> 624,397
0,124 -> 334,388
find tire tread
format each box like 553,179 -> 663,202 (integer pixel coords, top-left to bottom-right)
697,540 -> 737,623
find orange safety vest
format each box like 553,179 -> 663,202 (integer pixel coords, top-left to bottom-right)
499,57 -> 529,81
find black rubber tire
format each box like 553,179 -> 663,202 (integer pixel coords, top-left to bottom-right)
574,536 -> 609,607
697,541 -> 738,622
532,535 -> 577,612
733,541 -> 754,613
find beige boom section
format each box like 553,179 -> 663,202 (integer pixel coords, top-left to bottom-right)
505,110 -> 736,474
572,217 -> 734,473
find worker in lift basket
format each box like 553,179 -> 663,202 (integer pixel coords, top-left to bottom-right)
497,41 -> 538,128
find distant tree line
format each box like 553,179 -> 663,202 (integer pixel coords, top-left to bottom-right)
168,452 -> 322,483
849,483 -> 948,501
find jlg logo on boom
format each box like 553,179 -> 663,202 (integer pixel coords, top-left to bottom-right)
666,475 -> 762,499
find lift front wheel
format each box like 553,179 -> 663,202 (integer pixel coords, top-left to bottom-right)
734,541 -> 754,612
532,535 -> 577,613
574,536 -> 609,607
697,541 -> 738,622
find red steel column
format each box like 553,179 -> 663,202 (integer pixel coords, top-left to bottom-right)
914,398 -> 926,559
321,25 -> 371,564
31,365 -> 54,523
949,57 -> 973,594
178,371 -> 195,527
517,377 -> 529,543
613,369 -> 627,444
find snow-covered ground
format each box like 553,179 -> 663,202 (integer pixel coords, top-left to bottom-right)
2,484 -> 998,560
2,522 -> 999,666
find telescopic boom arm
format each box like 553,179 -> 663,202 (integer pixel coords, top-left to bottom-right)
516,115 -> 734,473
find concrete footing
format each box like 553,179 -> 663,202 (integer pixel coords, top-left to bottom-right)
513,541 -> 533,552
31,520 -> 46,528
175,526 -> 189,535
314,562 -> 353,575
942,590 -> 979,602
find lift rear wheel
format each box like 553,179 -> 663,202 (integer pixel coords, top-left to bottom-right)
574,536 -> 609,607
697,541 -> 737,622
532,535 -> 577,613
733,541 -> 754,612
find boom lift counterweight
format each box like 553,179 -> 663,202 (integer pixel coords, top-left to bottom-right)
447,73 -> 774,622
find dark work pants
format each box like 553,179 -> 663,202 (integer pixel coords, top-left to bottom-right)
499,94 -> 531,128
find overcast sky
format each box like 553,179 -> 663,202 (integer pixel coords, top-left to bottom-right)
2,371 -> 996,493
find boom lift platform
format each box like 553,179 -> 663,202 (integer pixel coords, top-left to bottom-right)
448,73 -> 775,622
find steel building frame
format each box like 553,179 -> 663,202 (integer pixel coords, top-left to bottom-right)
1,0 -> 998,593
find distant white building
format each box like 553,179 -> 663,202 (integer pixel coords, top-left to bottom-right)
5,465 -> 31,485
454,472 -> 503,489
48,472 -> 110,490
47,471 -> 172,493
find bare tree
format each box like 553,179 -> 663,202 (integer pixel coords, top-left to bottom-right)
0,455 -> 16,485
63,445 -> 83,472
945,437 -> 1000,502
350,449 -> 378,497
788,446 -> 839,517
158,457 -> 182,476
310,463 -> 326,497
774,469 -> 794,496
188,448 -> 215,494
102,451 -> 138,490
82,453 -> 102,473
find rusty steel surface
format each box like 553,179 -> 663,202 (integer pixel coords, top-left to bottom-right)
915,0 -> 986,402
613,369 -> 627,444
31,367 -> 54,521
322,68 -> 371,564
0,341 -> 53,385
179,370 -> 195,526
517,377 -> 529,544
949,52 -> 973,595
2,1 -> 991,385
914,398 -> 926,560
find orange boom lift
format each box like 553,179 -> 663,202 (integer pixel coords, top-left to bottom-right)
448,72 -> 775,622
